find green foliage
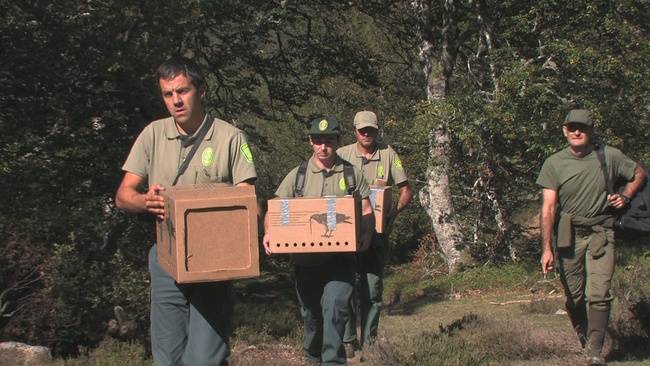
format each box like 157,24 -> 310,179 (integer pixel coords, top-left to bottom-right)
610,246 -> 650,350
402,0 -> 650,263
45,243 -> 112,355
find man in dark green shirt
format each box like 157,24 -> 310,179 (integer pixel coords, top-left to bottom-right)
537,109 -> 645,366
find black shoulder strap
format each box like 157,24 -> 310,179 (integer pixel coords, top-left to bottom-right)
343,164 -> 356,195
172,116 -> 214,186
294,161 -> 308,197
595,143 -> 614,194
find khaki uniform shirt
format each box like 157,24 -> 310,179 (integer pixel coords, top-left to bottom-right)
122,115 -> 257,187
337,142 -> 408,186
536,146 -> 636,218
275,155 -> 370,266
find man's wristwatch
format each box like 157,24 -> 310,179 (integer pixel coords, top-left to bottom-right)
621,194 -> 631,206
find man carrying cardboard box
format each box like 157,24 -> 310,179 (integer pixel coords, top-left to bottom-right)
336,110 -> 413,358
263,116 -> 374,366
115,57 -> 257,365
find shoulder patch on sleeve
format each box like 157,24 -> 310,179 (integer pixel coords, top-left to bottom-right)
240,143 -> 254,163
394,158 -> 403,170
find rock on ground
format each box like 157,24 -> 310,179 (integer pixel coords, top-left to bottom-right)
0,342 -> 52,366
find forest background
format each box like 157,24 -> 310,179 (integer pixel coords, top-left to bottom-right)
1,0 -> 649,359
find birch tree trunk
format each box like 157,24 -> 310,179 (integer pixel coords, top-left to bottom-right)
413,0 -> 471,272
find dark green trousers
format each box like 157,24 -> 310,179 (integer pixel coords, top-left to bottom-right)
344,233 -> 386,347
556,227 -> 615,357
295,255 -> 355,366
557,227 -> 615,310
149,246 -> 232,366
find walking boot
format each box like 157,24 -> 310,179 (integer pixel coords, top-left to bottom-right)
566,302 -> 588,348
586,306 -> 609,364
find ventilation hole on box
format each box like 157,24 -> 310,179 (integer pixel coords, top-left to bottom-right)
293,243 -> 298,247
310,242 -> 314,246
336,242 -> 340,246
319,242 -> 323,246
344,241 -> 349,246
284,243 -> 289,247
327,242 -> 332,246
302,242 -> 306,247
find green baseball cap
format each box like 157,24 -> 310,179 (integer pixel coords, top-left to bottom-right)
563,109 -> 593,127
308,115 -> 341,135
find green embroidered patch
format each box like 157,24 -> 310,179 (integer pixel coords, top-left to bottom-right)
240,143 -> 254,163
201,147 -> 215,167
338,177 -> 347,192
376,165 -> 385,178
394,159 -> 403,170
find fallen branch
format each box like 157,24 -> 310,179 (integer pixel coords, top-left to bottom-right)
489,295 -> 563,306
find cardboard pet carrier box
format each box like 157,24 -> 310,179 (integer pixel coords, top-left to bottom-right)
369,185 -> 392,234
267,195 -> 361,253
156,183 -> 259,283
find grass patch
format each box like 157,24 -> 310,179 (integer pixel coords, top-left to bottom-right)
384,262 -> 540,310
231,271 -> 302,345
50,338 -> 151,366
520,298 -> 564,315
365,313 -> 564,366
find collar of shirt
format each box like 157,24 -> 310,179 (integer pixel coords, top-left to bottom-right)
309,155 -> 346,174
163,114 -> 215,143
355,143 -> 381,162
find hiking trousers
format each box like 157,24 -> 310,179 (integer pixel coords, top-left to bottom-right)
344,233 -> 386,347
295,255 -> 355,366
556,227 -> 616,311
149,246 -> 232,366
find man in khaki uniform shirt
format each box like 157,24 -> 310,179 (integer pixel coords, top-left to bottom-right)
538,109 -> 644,366
116,57 -> 256,365
263,116 -> 374,366
337,111 -> 413,356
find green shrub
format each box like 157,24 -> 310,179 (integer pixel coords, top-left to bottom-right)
609,246 -> 650,359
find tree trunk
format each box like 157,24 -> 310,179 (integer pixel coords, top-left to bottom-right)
414,0 -> 471,272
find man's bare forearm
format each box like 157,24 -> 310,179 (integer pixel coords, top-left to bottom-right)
622,165 -> 646,199
540,206 -> 555,252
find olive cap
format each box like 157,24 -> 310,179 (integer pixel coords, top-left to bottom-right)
563,109 -> 593,127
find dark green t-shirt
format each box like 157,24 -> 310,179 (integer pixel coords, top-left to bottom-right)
536,146 -> 636,217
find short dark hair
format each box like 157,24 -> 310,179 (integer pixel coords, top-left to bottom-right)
157,56 -> 205,89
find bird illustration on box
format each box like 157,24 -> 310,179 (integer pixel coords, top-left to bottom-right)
309,213 -> 352,237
